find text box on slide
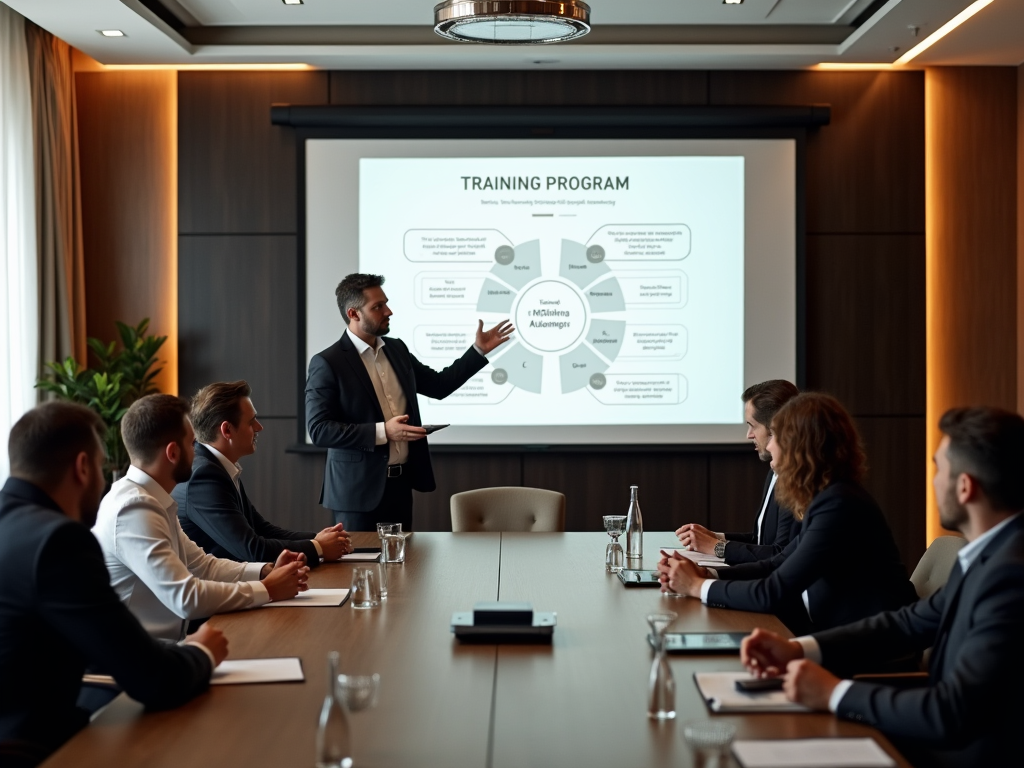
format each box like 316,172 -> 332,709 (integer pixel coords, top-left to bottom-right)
414,273 -> 488,309
404,229 -> 511,263
618,325 -> 688,361
589,374 -> 687,405
587,224 -> 692,261
616,273 -> 688,307
422,370 -> 513,405
413,326 -> 475,358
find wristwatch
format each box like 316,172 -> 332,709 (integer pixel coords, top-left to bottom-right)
714,540 -> 727,559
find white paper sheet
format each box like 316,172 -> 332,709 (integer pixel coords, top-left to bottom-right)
262,588 -> 350,607
732,738 -> 896,768
340,552 -> 381,562
693,672 -> 810,713
661,547 -> 726,565
210,657 -> 305,685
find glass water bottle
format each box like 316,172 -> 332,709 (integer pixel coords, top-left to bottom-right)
625,485 -> 643,562
316,652 -> 353,768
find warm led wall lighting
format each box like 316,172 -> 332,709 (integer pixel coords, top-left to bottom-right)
101,63 -> 312,71
99,30 -> 126,37
815,63 -> 896,71
894,0 -> 995,65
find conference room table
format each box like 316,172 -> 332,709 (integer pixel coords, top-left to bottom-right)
43,532 -> 912,768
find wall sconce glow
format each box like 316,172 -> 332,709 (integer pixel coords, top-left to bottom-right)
894,0 -> 995,65
99,30 -> 126,37
814,63 -> 896,71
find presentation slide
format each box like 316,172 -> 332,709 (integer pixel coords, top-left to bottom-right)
306,139 -> 796,445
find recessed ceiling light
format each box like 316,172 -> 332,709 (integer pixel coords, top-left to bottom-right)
283,0 -> 303,5
98,30 -> 126,37
434,0 -> 590,45
723,0 -> 743,5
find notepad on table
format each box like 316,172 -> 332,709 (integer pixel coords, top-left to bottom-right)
732,738 -> 896,768
693,672 -> 810,713
262,588 -> 349,607
211,657 -> 304,685
340,551 -> 381,562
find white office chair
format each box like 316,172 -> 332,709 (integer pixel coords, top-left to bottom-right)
450,487 -> 565,532
910,535 -> 967,599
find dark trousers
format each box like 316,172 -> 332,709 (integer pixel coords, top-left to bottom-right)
333,474 -> 413,531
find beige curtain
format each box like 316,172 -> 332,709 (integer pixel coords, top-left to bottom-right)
24,20 -> 86,368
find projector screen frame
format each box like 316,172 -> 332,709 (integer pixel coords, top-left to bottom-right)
279,105 -> 828,451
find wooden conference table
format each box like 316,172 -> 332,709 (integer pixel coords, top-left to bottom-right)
44,532 -> 911,768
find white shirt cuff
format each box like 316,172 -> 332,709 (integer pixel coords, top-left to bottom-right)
829,680 -> 855,713
241,561 -> 265,581
715,532 -> 726,541
249,580 -> 271,605
699,578 -> 717,604
311,539 -> 323,557
182,639 -> 217,672
375,422 -> 387,445
473,344 -> 488,359
794,635 -> 823,664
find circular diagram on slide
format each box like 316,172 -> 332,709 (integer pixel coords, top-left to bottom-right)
476,239 -> 628,395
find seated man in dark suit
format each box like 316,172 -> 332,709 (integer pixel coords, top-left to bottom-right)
676,379 -> 800,564
0,402 -> 226,768
175,381 -> 352,567
740,406 -> 1024,767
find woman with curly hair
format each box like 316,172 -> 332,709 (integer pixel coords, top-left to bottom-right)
658,392 -> 917,634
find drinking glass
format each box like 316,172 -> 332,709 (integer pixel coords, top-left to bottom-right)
603,515 -> 626,573
382,533 -> 406,563
376,522 -> 401,538
647,611 -> 677,720
682,720 -> 736,768
316,652 -> 352,768
334,672 -> 380,767
350,566 -> 381,609
377,560 -> 388,599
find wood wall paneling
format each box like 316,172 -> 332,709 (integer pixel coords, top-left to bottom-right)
707,451 -> 771,535
926,67 -> 1019,542
710,71 -> 925,235
522,453 -> 709,534
76,71 -> 178,394
178,71 -> 329,234
329,70 -> 710,106
415,453 -> 524,531
1018,63 -> 1024,415
805,235 -> 925,415
177,235 -> 297,414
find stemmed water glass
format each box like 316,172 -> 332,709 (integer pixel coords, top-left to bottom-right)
603,515 -> 627,572
647,611 -> 677,720
335,671 -> 380,766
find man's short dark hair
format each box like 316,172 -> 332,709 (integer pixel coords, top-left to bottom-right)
336,273 -> 384,317
8,402 -> 106,488
939,407 -> 1024,512
121,394 -> 191,464
741,380 -> 800,427
189,380 -> 252,444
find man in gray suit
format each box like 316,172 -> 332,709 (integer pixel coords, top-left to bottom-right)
739,406 -> 1024,767
305,273 -> 512,531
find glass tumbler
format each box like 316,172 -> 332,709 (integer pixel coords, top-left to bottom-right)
350,566 -> 381,609
382,533 -> 406,563
682,720 -> 736,768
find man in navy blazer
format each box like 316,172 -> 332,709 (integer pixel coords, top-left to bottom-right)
175,381 -> 352,567
305,273 -> 513,530
0,402 -> 225,768
676,380 -> 800,564
740,406 -> 1024,767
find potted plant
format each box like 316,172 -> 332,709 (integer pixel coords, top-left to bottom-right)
36,319 -> 167,480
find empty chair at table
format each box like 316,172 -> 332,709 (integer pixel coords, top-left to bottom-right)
451,487 -> 565,532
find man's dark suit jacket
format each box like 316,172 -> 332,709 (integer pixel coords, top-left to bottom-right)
174,444 -> 322,567
706,481 -> 917,635
0,478 -> 211,767
720,469 -> 798,565
305,332 -> 487,512
813,513 -> 1024,768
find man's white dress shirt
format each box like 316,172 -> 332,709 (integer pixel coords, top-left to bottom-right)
92,465 -> 270,642
346,328 -> 409,466
798,512 -> 1021,713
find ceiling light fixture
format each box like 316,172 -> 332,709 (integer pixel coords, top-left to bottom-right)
723,0 -> 744,5
99,30 -> 126,37
894,0 -> 994,65
434,0 -> 591,45
282,0 -> 304,5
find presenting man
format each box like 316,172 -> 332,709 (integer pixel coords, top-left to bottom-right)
93,394 -> 309,642
675,380 -> 799,564
0,403 -> 225,768
306,273 -> 513,531
739,407 -> 1024,767
175,380 -> 352,567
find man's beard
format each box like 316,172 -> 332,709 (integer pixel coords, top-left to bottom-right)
172,451 -> 194,484
757,448 -> 772,462
938,482 -> 968,532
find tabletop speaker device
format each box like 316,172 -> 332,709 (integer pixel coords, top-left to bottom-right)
451,601 -> 556,643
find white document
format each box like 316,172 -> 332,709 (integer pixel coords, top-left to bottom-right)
694,672 -> 810,713
210,658 -> 305,685
732,738 -> 896,768
340,552 -> 381,562
262,588 -> 350,607
661,547 -> 726,565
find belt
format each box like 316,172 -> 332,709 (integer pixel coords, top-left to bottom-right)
387,465 -> 404,478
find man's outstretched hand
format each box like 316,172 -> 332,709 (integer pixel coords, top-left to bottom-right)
475,320 -> 515,354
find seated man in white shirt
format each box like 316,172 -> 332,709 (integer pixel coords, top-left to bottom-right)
738,406 -> 1024,768
93,394 -> 310,642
